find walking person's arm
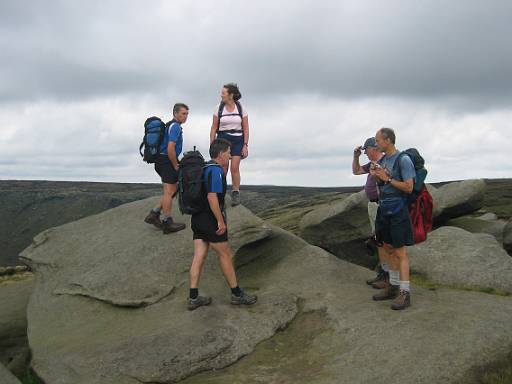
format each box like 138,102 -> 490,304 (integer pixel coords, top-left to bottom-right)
167,142 -> 179,171
241,115 -> 249,159
207,193 -> 226,235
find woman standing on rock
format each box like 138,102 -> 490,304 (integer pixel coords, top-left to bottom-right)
210,83 -> 249,206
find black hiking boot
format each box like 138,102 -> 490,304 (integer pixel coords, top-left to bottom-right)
366,270 -> 388,286
144,210 -> 162,229
231,190 -> 241,206
231,290 -> 257,306
162,217 -> 186,234
187,296 -> 212,311
372,284 -> 399,301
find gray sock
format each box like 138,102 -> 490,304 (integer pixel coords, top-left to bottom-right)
400,280 -> 410,292
161,214 -> 172,222
152,207 -> 161,214
389,270 -> 400,286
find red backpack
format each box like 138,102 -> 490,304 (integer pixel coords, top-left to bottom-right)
409,185 -> 433,244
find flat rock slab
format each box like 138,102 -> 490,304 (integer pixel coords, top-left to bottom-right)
21,197 -> 271,308
409,226 -> 512,293
22,199 -> 512,384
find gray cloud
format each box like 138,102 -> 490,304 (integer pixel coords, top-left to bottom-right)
1,1 -> 511,186
1,0 -> 512,108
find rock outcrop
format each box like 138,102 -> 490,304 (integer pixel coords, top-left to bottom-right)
19,197 -> 512,384
298,191 -> 375,267
431,179 -> 486,222
0,277 -> 33,378
504,219 -> 512,254
445,214 -> 506,244
409,226 -> 512,292
0,363 -> 21,384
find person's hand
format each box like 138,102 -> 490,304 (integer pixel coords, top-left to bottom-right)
173,164 -> 179,172
216,220 -> 227,235
241,145 -> 249,159
374,167 -> 390,182
354,146 -> 362,157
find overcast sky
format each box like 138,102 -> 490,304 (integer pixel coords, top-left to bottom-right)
1,0 -> 511,187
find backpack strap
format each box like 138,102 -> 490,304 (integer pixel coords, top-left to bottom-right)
217,101 -> 244,133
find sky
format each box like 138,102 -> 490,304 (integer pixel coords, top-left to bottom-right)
0,0 -> 511,187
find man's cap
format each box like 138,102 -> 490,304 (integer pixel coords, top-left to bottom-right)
362,137 -> 377,149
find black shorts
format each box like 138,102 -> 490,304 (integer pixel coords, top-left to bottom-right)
154,155 -> 179,184
375,205 -> 414,248
217,132 -> 244,157
191,211 -> 228,243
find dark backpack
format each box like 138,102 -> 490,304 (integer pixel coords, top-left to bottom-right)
392,148 -> 427,203
178,148 -> 222,215
139,117 -> 167,163
217,101 -> 243,133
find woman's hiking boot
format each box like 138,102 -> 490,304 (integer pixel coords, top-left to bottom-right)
187,295 -> 212,311
372,284 -> 399,301
231,190 -> 241,206
162,217 -> 186,234
391,290 -> 411,310
231,290 -> 257,305
144,210 -> 162,229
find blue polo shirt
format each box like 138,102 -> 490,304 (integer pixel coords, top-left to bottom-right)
159,121 -> 183,157
203,163 -> 226,211
378,151 -> 416,202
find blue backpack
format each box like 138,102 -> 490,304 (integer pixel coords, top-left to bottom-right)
139,117 -> 167,164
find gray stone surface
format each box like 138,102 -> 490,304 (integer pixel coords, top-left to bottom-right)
20,198 -> 512,384
446,215 -> 506,244
0,362 -> 21,384
298,190 -> 375,267
431,179 -> 486,222
409,226 -> 512,292
0,277 -> 33,378
21,197 -> 271,308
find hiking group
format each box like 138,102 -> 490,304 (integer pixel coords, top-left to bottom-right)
140,83 -> 433,312
140,83 -> 256,310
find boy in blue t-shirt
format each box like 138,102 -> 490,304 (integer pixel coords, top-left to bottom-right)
144,103 -> 188,234
187,139 -> 258,310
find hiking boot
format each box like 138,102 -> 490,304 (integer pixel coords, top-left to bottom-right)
162,217 -> 186,234
144,210 -> 162,229
366,271 -> 387,286
372,277 -> 389,290
372,284 -> 399,301
231,190 -> 241,206
187,295 -> 212,311
391,290 -> 411,310
231,290 -> 257,306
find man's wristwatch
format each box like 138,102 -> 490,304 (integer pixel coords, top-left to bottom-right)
387,177 -> 393,184
243,143 -> 248,147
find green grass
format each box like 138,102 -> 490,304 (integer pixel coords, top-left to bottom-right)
411,272 -> 510,297
20,371 -> 42,384
473,350 -> 512,384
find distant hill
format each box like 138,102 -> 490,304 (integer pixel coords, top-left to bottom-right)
1,179 -> 511,267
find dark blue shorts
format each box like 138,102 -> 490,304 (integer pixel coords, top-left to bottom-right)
375,205 -> 414,248
217,132 -> 244,157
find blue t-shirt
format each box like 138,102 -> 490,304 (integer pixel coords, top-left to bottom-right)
378,151 -> 416,202
159,121 -> 183,157
203,163 -> 226,211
